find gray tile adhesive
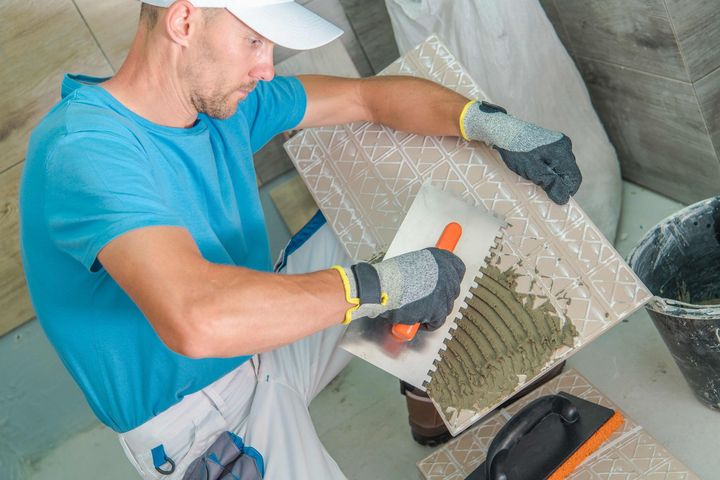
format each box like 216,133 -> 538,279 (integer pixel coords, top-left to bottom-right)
426,248 -> 578,413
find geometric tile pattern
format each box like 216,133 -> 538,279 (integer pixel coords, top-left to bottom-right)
417,369 -> 699,480
284,35 -> 652,433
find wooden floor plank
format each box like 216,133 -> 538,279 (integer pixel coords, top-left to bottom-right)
1,0 -> 114,335
269,174 -> 319,235
0,163 -> 35,336
73,0 -> 139,72
0,0 -> 114,173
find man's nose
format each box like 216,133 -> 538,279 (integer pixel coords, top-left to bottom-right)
251,46 -> 275,82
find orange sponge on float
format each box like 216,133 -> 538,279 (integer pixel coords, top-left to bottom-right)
467,392 -> 624,480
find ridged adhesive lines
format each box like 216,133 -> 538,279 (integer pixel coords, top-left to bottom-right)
426,252 -> 578,413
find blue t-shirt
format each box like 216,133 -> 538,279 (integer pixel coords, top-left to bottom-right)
19,74 -> 307,432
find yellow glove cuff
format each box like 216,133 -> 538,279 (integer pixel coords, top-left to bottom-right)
459,99 -> 476,142
331,265 -> 360,325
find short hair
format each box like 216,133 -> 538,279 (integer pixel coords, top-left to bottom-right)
139,3 -> 161,29
139,3 -> 222,30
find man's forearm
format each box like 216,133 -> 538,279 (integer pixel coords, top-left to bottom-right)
180,265 -> 349,358
359,75 -> 469,138
99,225 -> 351,359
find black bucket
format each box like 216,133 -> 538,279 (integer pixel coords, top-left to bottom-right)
627,197 -> 720,411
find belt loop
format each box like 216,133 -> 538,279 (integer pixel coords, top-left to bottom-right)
251,354 -> 260,377
151,444 -> 176,475
203,383 -> 227,413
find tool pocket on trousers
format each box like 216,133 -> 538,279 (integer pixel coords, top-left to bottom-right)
123,423 -> 200,479
121,393 -> 228,479
182,431 -> 265,480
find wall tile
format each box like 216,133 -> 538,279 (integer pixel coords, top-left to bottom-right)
539,0 -> 573,53
274,38 -> 360,78
664,0 -> 720,82
274,0 -> 373,77
338,0 -> 399,73
695,65 -> 720,164
576,57 -> 720,203
553,0 -> 688,81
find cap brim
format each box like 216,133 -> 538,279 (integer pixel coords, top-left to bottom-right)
227,2 -> 343,50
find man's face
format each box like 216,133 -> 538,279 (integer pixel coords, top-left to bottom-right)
185,10 -> 275,119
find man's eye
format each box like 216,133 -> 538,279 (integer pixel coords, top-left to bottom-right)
249,38 -> 262,48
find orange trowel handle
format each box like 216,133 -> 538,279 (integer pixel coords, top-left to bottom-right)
390,222 -> 463,342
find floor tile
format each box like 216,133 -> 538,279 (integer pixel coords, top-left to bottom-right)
28,425 -> 134,480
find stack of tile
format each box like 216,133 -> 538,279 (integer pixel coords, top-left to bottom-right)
417,369 -> 699,480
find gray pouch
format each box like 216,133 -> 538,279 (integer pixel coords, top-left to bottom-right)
183,431 -> 264,480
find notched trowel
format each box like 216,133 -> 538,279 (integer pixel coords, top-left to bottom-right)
339,182 -> 505,389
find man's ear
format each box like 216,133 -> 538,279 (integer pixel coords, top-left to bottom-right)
164,0 -> 202,47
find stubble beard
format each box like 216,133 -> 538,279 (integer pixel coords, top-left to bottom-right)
190,81 -> 257,120
191,89 -> 234,119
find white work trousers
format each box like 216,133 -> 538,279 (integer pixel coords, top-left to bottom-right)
118,221 -> 353,479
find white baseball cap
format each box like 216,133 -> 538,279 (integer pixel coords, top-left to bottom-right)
141,0 -> 343,50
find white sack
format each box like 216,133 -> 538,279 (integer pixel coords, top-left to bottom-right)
386,0 -> 621,241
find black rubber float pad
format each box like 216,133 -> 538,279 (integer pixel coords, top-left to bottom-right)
467,392 -> 615,480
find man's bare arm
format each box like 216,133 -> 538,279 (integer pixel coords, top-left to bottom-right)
98,226 -> 349,358
296,75 -> 468,137
97,77 -> 476,359
296,74 -> 582,204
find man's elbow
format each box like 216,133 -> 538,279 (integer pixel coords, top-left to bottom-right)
168,332 -> 211,359
156,302 -> 255,359
152,301 -> 216,359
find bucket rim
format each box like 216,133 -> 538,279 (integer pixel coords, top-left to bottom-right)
627,196 -> 720,316
627,196 -> 720,269
647,296 -> 720,319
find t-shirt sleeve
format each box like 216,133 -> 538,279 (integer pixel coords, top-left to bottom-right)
238,75 -> 307,153
44,132 -> 184,272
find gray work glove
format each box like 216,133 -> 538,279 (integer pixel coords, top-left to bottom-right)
333,248 -> 465,331
461,100 -> 582,205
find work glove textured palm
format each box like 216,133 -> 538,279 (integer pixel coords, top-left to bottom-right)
341,248 -> 465,331
462,101 -> 582,205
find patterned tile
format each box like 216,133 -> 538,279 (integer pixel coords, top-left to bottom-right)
589,258 -> 653,319
285,35 -> 652,434
644,458 -> 700,480
417,370 -> 699,480
418,449 -> 463,480
617,432 -> 677,474
582,450 -> 642,479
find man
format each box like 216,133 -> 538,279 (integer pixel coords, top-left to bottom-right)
19,0 -> 581,478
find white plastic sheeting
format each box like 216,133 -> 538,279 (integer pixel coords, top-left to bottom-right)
385,0 -> 622,241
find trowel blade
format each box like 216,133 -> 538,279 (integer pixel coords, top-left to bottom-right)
339,182 -> 506,389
